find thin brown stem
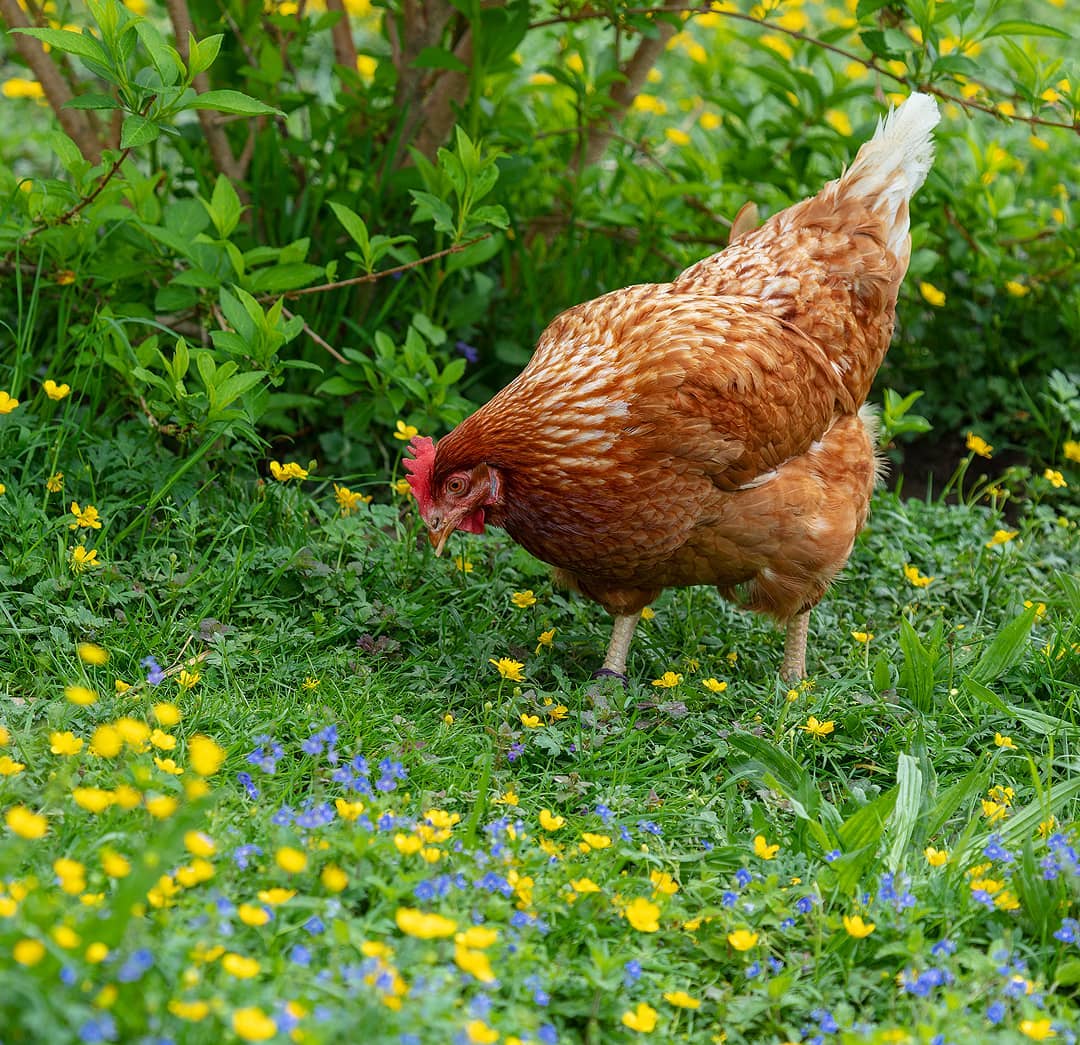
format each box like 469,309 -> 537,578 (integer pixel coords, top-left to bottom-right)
282,306 -> 348,364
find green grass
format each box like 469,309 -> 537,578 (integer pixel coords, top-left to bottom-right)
1,415 -> 1079,1044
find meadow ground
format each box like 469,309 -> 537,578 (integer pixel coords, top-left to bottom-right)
1,418 -> 1078,1044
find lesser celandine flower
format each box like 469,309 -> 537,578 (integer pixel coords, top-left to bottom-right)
903,564 -> 934,588
89,725 -> 121,756
539,809 -> 565,831
966,432 -> 993,458
663,991 -> 700,1010
570,877 -> 600,893
520,713 -> 540,729
334,483 -> 369,514
170,1000 -> 210,1022
986,529 -> 1018,548
924,846 -> 949,867
454,942 -> 495,982
625,896 -> 661,932
621,1002 -> 658,1032
1044,468 -> 1067,489
13,939 -> 45,966
464,1020 -> 499,1044
727,929 -> 759,951
851,630 -> 873,643
177,670 -> 200,690
919,281 -> 945,306
489,657 -> 525,682
258,888 -> 295,905
702,677 -> 727,693
189,735 -> 225,775
69,502 -> 102,530
395,907 -> 457,938
535,628 -> 555,653
801,716 -> 836,738
652,671 -> 683,688
153,703 -> 181,726
69,545 -> 101,573
222,953 -> 261,979
0,755 -> 25,775
146,795 -> 179,819
64,684 -> 97,706
581,832 -> 611,850
269,460 -> 309,481
46,472 -> 63,492
753,834 -> 779,859
276,847 -> 307,873
393,420 -> 418,441
843,914 -> 876,938
1064,440 -> 1080,464
321,865 -> 348,892
994,733 -> 1016,749
1018,1019 -> 1056,1041
511,590 -> 537,608
6,806 -> 47,839
72,787 -> 113,813
0,390 -> 19,414
43,380 -> 70,400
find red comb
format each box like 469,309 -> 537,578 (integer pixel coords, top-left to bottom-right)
402,435 -> 436,514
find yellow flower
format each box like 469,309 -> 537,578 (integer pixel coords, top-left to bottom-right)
0,755 -> 25,776
581,832 -> 612,850
336,798 -> 366,821
964,432 -> 993,458
0,726 -> 8,746
1019,1019 -> 1056,1041
0,390 -> 20,414
539,809 -> 565,831
903,564 -> 934,588
457,925 -> 498,949
535,628 -> 556,653
986,529 -> 1018,548
101,851 -> 131,878
177,670 -> 201,690
489,658 -> 525,682
2,79 -> 44,100
565,52 -> 585,74
72,787 -> 114,813
825,109 -> 853,136
1044,468 -> 1067,489
393,478 -> 411,495
43,379 -> 71,400
189,734 -> 225,775
753,834 -> 779,859
727,928 -> 759,951
258,888 -> 296,905
652,671 -> 683,688
69,545 -> 101,573
843,914 -> 876,938
455,943 -> 496,983
222,953 -> 261,979
13,939 -> 46,966
395,906 -> 457,939
924,846 -> 949,867
237,903 -> 271,927
625,896 -> 661,932
150,728 -> 176,750
393,420 -> 419,441
570,877 -> 601,893
994,733 -> 1016,749
76,642 -> 108,665
64,684 -> 97,706
800,716 -> 835,738
1005,280 -> 1030,297
169,1000 -> 210,1021
1064,440 -> 1080,464
700,111 -> 722,130
356,54 -> 378,80
232,1007 -> 277,1041
621,1002 -> 658,1032
981,799 -> 1009,823
454,555 -> 473,572
520,713 -> 540,729
276,847 -> 307,873
154,756 -> 184,775
549,703 -> 568,720
69,502 -> 103,530
52,925 -> 80,949
511,590 -> 537,608
146,795 -> 179,819
269,460 -> 309,481
322,865 -> 349,892
760,34 -> 794,60
334,483 -> 370,514
702,677 -> 727,693
153,703 -> 181,726
665,127 -> 691,146
6,806 -> 48,839
632,94 -> 667,115
465,1020 -> 499,1044
650,870 -> 679,895
919,281 -> 946,307
50,730 -> 83,755
394,833 -> 423,855
663,990 -> 700,1009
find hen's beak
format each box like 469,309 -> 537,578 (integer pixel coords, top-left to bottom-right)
428,524 -> 455,558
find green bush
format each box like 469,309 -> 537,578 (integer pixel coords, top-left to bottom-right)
1,0 -> 1077,477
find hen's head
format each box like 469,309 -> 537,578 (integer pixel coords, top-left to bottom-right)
403,435 -> 504,557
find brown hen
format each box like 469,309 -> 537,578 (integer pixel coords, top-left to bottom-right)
405,93 -> 940,682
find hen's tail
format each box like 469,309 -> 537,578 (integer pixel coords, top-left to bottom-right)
838,92 -> 939,260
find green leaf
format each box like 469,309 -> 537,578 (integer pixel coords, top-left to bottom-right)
968,604 -> 1038,685
183,90 -> 282,116
885,754 -> 923,870
12,28 -> 109,67
411,46 -> 470,74
134,19 -> 182,86
63,93 -> 121,111
982,19 -> 1070,40
120,114 -> 162,149
188,33 -> 223,77
206,175 -> 244,239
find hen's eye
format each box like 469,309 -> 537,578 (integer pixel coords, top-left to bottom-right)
446,476 -> 467,495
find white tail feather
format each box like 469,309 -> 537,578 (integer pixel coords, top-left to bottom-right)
841,92 -> 940,258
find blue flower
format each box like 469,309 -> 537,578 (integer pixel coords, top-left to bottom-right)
507,742 -> 525,762
931,938 -> 956,958
983,834 -> 1015,863
455,340 -> 479,364
637,820 -> 662,836
811,1008 -> 838,1034
232,844 -> 262,870
623,959 -> 642,986
825,849 -> 841,862
538,1026 -> 558,1045
141,656 -> 165,686
301,735 -> 324,756
1054,917 -> 1079,943
986,1001 -> 1006,1025
116,948 -> 154,983
795,895 -> 815,915
290,944 -> 312,967
304,916 -> 326,935
721,891 -> 738,908
972,888 -> 996,909
746,961 -> 761,979
77,1015 -> 117,1043
236,772 -> 260,800
594,803 -> 613,824
272,804 -> 294,826
735,868 -> 752,888
619,825 -> 632,843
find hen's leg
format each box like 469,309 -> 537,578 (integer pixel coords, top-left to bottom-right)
781,610 -> 811,683
595,613 -> 640,681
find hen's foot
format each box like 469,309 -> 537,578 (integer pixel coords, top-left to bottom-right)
781,610 -> 811,683
592,667 -> 630,687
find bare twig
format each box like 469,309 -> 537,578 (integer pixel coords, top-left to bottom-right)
22,147 -> 134,241
273,234 -> 491,299
325,0 -> 359,72
0,0 -> 103,163
282,305 -> 348,364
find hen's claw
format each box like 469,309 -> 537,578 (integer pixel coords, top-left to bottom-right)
592,668 -> 630,687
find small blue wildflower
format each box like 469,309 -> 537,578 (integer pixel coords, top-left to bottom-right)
637,820 -> 662,836
538,1026 -> 558,1045
1054,917 -> 1079,943
931,938 -> 956,959
972,888 -> 996,910
1042,854 -> 1061,880
825,849 -> 841,862
290,944 -> 312,967
986,1001 -> 1006,1025
983,835 -> 1015,863
768,956 -> 784,974
746,961 -> 761,979
141,656 -> 165,687
811,1008 -> 839,1034
476,872 -> 514,897
623,959 -> 643,986
595,803 -> 613,824
507,741 -> 525,762
400,1035 -> 421,1045
232,844 -> 262,870
272,804 -> 294,827
795,895 -> 815,915
468,996 -> 492,1020
236,771 -> 259,800
721,891 -> 738,908
304,916 -> 326,935
455,340 -> 479,364
619,825 -> 632,843
377,812 -> 396,831
1004,975 -> 1030,999
780,917 -> 795,929
60,966 -> 77,986
116,948 -> 154,983
700,839 -> 714,851
77,1015 -> 117,1044
735,868 -> 752,888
